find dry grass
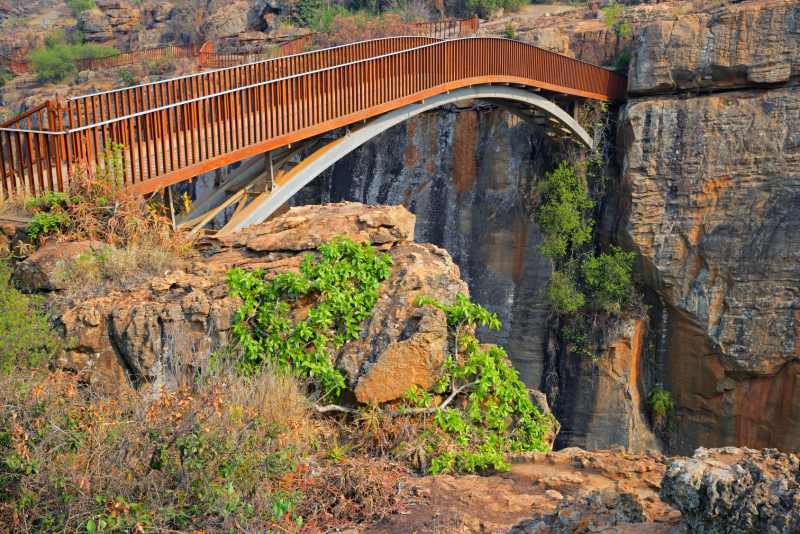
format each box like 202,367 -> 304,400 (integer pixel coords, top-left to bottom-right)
0,354 -> 414,533
0,362 -> 327,533
50,242 -> 182,297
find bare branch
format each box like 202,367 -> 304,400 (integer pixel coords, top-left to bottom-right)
391,381 -> 477,417
314,403 -> 357,414
313,381 -> 477,418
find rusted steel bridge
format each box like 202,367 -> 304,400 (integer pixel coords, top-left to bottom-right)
0,23 -> 626,233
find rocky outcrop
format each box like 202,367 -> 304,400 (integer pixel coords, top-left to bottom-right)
42,203 -> 471,400
14,240 -> 104,291
629,0 -> 800,95
661,447 -> 800,534
341,242 -> 466,404
382,447 -> 681,534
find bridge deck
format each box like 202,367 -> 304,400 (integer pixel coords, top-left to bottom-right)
0,36 -> 626,199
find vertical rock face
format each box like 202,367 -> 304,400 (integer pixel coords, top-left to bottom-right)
552,318 -> 660,452
296,106 -> 563,389
621,0 -> 800,453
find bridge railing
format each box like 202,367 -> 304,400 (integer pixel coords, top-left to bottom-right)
63,37 -> 439,131
197,16 -> 479,69
1,37 -> 626,198
74,45 -> 197,71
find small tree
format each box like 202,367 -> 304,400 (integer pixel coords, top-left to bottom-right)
534,161 -> 594,261
581,246 -> 636,313
602,2 -> 633,39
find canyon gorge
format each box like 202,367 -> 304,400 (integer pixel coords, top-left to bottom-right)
1,0 -> 799,531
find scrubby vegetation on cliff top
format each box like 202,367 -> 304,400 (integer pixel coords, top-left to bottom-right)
28,30 -> 117,83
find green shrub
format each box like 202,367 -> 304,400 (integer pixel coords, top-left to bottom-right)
227,236 -> 393,399
26,211 -> 71,241
24,191 -> 76,240
547,269 -> 585,314
602,2 -> 633,38
28,43 -> 77,82
66,0 -> 96,15
615,48 -> 631,75
502,21 -> 517,39
464,0 -> 525,18
581,246 -> 636,313
144,57 -> 177,76
534,161 -> 594,260
408,295 -> 554,474
0,259 -> 60,373
28,32 -> 117,82
293,0 -> 328,27
118,67 -> 135,86
648,387 -> 674,428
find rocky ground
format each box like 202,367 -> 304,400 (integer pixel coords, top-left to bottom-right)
6,201 -> 800,532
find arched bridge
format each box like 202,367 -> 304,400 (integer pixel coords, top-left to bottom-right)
0,34 -> 626,233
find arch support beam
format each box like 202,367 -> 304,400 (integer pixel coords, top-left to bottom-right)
218,85 -> 593,235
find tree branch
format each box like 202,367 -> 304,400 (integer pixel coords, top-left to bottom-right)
313,381 -> 477,418
391,381 -> 477,417
314,403 -> 357,414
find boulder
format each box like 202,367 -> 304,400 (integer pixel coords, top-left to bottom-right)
339,242 -> 467,404
215,202 -> 415,253
44,203 -> 459,399
14,240 -> 105,292
661,447 -> 800,533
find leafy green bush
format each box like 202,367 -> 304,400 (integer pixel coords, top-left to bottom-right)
27,212 -> 71,241
547,269 -> 585,314
118,67 -> 135,86
28,32 -> 117,82
534,162 -> 638,318
66,0 -> 96,15
0,259 -> 60,373
24,191 -> 76,240
581,246 -> 636,313
464,0 -> 525,18
502,21 -> 517,39
534,161 -> 594,260
602,2 -> 633,38
227,237 -> 393,399
292,0 -> 330,27
648,387 -> 674,428
615,48 -> 631,75
406,295 -> 554,474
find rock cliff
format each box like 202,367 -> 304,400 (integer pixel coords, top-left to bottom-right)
620,0 -> 800,453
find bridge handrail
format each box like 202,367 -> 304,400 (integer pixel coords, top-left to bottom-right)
63,36 -> 625,134
1,36 -> 625,198
66,36 -> 442,105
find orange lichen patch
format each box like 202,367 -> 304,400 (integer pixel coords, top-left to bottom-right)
686,175 -> 732,246
452,111 -> 479,194
733,362 -> 800,449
